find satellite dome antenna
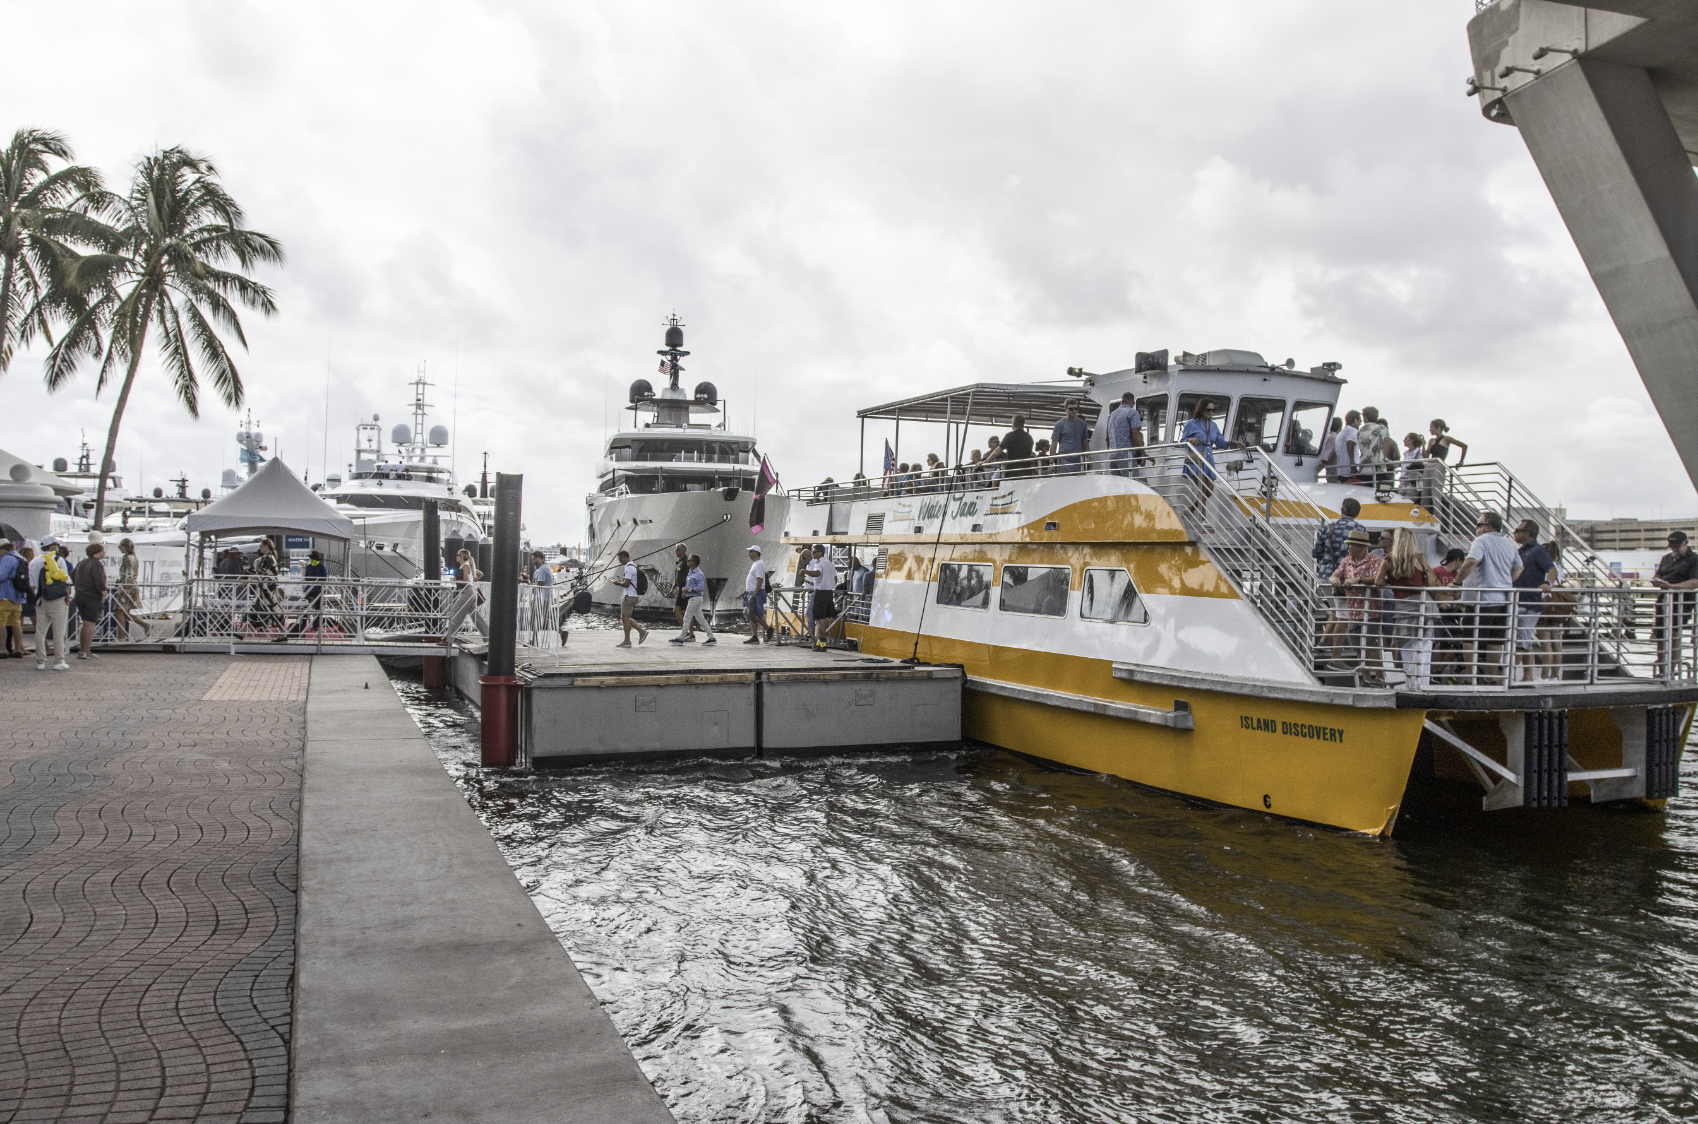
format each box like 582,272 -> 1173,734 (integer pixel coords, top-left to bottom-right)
658,312 -> 689,389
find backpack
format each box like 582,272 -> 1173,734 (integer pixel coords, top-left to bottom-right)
634,567 -> 648,595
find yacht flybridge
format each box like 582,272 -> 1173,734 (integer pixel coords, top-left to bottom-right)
584,316 -> 789,613
317,371 -> 484,577
781,348 -> 1696,835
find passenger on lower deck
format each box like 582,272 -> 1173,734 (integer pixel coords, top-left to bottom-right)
1324,529 -> 1382,678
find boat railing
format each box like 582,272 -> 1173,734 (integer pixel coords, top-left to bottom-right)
1311,581 -> 1698,690
766,584 -> 873,648
793,443 -> 1332,666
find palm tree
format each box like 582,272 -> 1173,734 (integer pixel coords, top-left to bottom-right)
0,128 -> 107,372
45,147 -> 283,528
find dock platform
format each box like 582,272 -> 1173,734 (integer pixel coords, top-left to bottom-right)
452,632 -> 964,765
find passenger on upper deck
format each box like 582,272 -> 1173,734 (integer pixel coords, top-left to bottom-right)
1051,399 -> 1090,473
1337,411 -> 1363,484
984,436 -> 1004,482
987,416 -> 1035,477
1318,416 -> 1344,482
1652,530 -> 1698,676
1033,439 -> 1052,475
1426,419 -> 1468,466
1106,392 -> 1142,478
1358,408 -> 1391,488
1179,399 -> 1238,513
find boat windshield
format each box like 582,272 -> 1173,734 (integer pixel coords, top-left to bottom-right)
608,439 -> 752,465
349,465 -> 453,483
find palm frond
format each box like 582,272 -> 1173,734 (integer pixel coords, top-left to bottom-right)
182,299 -> 243,409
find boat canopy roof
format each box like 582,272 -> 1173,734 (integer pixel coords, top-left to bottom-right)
855,383 -> 1101,430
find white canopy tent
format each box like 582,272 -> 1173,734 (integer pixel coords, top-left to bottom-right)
186,458 -> 354,571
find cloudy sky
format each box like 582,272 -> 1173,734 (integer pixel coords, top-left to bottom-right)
3,0 -> 1687,540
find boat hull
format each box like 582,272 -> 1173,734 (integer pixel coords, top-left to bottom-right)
585,489 -> 791,615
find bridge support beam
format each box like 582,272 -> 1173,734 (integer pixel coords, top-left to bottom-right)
1503,57 -> 1698,487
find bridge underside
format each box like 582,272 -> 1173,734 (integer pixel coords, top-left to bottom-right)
1470,0 -> 1698,490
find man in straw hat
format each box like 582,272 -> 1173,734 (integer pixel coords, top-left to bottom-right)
1323,528 -> 1382,677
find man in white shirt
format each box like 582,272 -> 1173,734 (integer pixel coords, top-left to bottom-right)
803,545 -> 837,652
1451,511 -> 1522,685
612,549 -> 648,647
742,546 -> 767,645
1338,411 -> 1362,483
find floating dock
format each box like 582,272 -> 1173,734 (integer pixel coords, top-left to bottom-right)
451,633 -> 963,766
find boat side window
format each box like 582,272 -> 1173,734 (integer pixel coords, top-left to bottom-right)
1232,397 -> 1286,454
1080,567 -> 1149,624
999,564 -> 1070,617
936,562 -> 993,609
1175,392 -> 1231,436
1285,402 -> 1332,457
1135,395 -> 1169,445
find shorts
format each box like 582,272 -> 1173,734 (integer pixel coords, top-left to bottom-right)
744,589 -> 767,614
811,590 -> 835,619
621,595 -> 639,612
1475,602 -> 1509,643
675,590 -> 689,609
0,600 -> 19,627
1515,604 -> 1542,649
75,597 -> 101,623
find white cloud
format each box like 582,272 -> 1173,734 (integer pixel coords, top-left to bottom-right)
2,0 -> 1691,542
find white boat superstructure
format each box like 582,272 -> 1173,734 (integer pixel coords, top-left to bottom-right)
316,371 -> 485,576
583,317 -> 789,613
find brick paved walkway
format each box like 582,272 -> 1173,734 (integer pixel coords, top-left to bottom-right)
0,654 -> 306,1124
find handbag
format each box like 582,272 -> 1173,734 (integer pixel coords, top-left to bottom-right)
1542,587 -> 1578,623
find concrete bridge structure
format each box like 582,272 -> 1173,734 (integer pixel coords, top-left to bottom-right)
1469,1 -> 1698,486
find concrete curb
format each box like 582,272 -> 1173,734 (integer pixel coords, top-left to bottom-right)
291,654 -> 675,1123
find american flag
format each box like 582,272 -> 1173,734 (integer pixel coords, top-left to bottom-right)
657,358 -> 673,379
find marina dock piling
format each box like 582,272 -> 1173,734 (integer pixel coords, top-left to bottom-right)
481,472 -> 522,766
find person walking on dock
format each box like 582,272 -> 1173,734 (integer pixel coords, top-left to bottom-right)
0,539 -> 24,658
671,543 -> 693,640
33,535 -> 70,671
671,554 -> 715,645
805,544 -> 837,652
280,550 -> 329,639
614,550 -> 648,647
114,538 -> 139,641
743,545 -> 767,645
73,542 -> 107,660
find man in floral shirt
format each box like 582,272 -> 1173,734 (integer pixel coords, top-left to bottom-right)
1312,496 -> 1364,581
1322,528 -> 1381,675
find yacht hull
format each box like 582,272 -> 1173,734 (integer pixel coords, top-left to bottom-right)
585,489 -> 791,615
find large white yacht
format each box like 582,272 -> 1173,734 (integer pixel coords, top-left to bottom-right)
318,372 -> 485,576
584,317 -> 789,614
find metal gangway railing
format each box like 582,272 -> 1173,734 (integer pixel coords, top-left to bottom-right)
766,584 -> 873,648
1312,580 -> 1698,691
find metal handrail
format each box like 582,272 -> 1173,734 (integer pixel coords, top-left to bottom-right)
766,584 -> 872,647
1312,580 -> 1697,690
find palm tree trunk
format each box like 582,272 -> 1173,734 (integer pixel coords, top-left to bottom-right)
92,314 -> 151,530
0,252 -> 15,370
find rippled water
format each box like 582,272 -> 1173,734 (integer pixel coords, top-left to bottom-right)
395,676 -> 1698,1123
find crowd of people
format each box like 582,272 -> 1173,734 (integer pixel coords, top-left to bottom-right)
1315,409 -> 1469,492
1309,499 -> 1698,688
0,534 -> 149,668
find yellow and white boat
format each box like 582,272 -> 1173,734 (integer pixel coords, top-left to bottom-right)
778,350 -> 1697,835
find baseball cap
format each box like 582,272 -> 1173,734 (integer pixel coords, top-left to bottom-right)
40,534 -> 58,547
747,545 -> 762,554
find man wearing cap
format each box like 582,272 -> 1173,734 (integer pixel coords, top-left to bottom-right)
1323,529 -> 1382,677
31,535 -> 72,671
1652,530 -> 1698,675
742,545 -> 767,645
0,539 -> 24,657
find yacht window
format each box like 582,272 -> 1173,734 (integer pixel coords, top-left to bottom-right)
1232,397 -> 1286,454
1285,402 -> 1332,457
1135,395 -> 1169,445
1175,392 -> 1231,434
999,565 -> 1070,617
626,440 -> 753,464
936,562 -> 992,609
1080,568 -> 1149,624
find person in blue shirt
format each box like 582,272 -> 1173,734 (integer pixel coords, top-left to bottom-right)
1106,392 -> 1143,477
670,553 -> 716,644
0,539 -> 24,657
1180,398 -> 1239,512
1050,399 -> 1091,474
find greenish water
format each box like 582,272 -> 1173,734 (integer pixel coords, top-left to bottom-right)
397,677 -> 1698,1123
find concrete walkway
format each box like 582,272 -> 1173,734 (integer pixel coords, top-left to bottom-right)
0,653 -> 303,1124
294,654 -> 674,1122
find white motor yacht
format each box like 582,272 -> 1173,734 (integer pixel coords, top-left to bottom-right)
317,372 -> 486,577
583,317 -> 789,615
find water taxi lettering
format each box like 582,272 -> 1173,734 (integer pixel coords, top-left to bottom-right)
916,498 -> 947,523
951,497 -> 979,519
1238,714 -> 1345,744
